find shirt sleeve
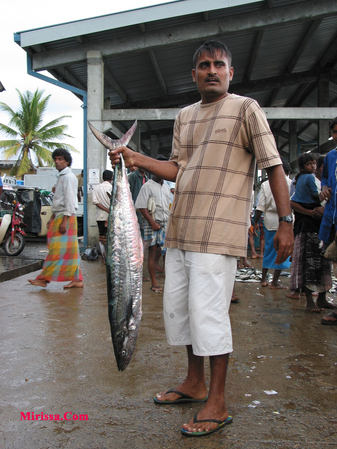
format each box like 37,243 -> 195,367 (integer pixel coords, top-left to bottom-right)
63,174 -> 78,216
256,183 -> 266,213
247,103 -> 282,170
134,183 -> 150,209
321,156 -> 329,188
306,175 -> 319,199
92,185 -> 99,205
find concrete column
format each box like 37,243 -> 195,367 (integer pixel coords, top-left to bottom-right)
289,120 -> 297,169
318,74 -> 330,149
150,135 -> 158,159
87,50 -> 104,247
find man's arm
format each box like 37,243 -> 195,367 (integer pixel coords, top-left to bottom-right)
266,165 -> 294,264
109,147 -> 178,182
138,208 -> 161,231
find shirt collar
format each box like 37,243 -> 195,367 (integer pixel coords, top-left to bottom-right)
57,167 -> 71,177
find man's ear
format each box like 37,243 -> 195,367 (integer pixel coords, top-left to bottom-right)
229,67 -> 234,82
192,69 -> 196,82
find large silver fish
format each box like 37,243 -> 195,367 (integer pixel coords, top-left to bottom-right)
88,121 -> 143,371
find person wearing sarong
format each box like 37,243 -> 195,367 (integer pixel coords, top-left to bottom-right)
289,153 -> 333,312
28,149 -> 83,289
254,158 -> 292,289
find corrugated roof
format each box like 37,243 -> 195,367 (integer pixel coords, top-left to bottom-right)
14,0 -> 337,158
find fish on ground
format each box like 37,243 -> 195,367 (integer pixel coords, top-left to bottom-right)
88,121 -> 143,371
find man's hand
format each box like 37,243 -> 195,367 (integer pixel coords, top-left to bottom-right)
59,216 -> 69,234
152,222 -> 161,231
109,146 -> 136,169
273,222 -> 294,264
320,186 -> 332,202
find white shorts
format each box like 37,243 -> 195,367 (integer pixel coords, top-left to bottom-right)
163,248 -> 236,356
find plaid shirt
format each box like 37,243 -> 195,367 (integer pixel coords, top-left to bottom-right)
165,94 -> 282,257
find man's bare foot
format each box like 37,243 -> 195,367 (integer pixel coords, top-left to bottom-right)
64,281 -> 84,289
150,285 -> 163,292
155,383 -> 207,404
286,291 -> 300,299
270,283 -> 286,289
261,281 -> 269,287
305,305 -> 322,313
251,254 -> 262,259
28,279 -> 48,287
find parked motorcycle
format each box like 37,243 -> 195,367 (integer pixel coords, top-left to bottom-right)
0,197 -> 27,256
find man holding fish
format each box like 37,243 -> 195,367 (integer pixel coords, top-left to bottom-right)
109,40 -> 293,437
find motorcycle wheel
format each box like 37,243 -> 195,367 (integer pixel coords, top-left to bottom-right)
4,233 -> 26,256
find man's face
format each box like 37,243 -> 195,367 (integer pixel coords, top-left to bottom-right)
331,124 -> 337,146
192,50 -> 234,104
54,156 -> 69,172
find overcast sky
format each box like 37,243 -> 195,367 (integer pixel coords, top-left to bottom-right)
0,0 -> 176,169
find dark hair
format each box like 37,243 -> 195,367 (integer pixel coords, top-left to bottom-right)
193,40 -> 232,68
102,170 -> 113,181
52,148 -> 72,167
330,117 -> 337,131
316,155 -> 325,170
294,153 -> 316,183
281,158 -> 291,175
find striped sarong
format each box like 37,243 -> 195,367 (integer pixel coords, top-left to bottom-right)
37,215 -> 83,282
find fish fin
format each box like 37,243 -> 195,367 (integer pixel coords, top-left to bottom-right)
88,121 -> 137,151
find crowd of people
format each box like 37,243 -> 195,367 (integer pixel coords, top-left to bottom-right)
251,119 -> 337,326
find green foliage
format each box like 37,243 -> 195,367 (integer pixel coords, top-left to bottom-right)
0,89 -> 78,177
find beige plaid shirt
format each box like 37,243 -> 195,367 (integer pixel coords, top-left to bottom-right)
165,94 -> 282,257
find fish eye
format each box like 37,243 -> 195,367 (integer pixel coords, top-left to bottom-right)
121,350 -> 126,356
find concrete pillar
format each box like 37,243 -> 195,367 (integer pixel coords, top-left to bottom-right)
150,135 -> 158,159
318,74 -> 330,149
87,50 -> 104,247
289,120 -> 297,169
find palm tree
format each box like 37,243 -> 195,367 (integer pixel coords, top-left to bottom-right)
0,89 -> 78,177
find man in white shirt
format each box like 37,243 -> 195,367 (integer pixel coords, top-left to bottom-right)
135,174 -> 171,292
92,170 -> 113,262
92,170 -> 113,238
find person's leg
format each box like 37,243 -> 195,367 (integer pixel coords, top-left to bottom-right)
148,244 -> 162,291
269,270 -> 286,289
261,268 -> 269,287
182,353 -> 230,434
316,291 -> 336,309
303,286 -> 321,312
155,345 -> 207,402
249,232 -> 259,258
155,246 -> 165,272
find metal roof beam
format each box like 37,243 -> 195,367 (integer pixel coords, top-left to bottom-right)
30,0 -> 337,71
104,67 -> 128,104
149,49 -> 168,94
102,107 -> 337,121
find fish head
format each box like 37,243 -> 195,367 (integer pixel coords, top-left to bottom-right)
116,330 -> 138,372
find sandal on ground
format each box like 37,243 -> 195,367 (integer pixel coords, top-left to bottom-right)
154,388 -> 207,405
181,414 -> 233,437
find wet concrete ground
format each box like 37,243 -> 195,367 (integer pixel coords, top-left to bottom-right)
0,243 -> 336,448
